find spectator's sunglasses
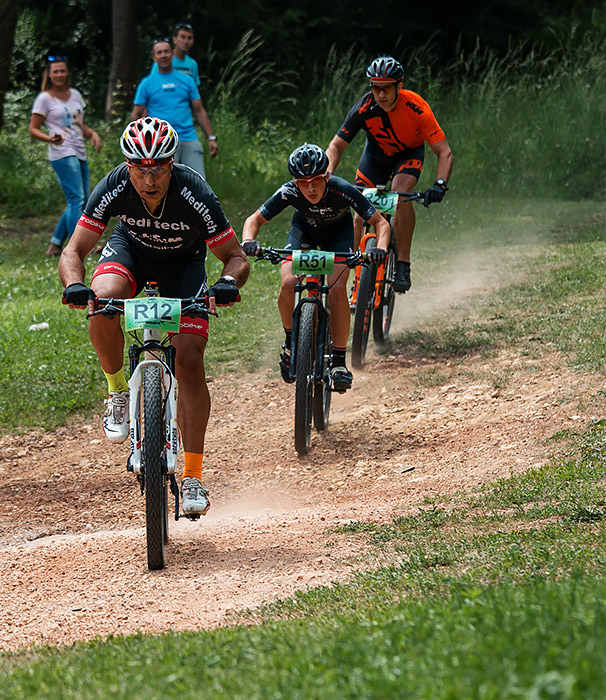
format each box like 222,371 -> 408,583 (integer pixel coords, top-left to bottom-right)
174,23 -> 193,32
47,55 -> 67,63
151,37 -> 171,47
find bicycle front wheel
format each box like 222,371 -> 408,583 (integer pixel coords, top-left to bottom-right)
294,303 -> 317,455
351,237 -> 377,368
143,365 -> 166,570
313,313 -> 331,431
373,240 -> 397,345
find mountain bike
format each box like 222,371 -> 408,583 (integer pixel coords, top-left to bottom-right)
248,246 -> 365,455
351,187 -> 426,368
87,283 -> 214,570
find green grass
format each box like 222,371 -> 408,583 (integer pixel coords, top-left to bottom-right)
1,569 -> 605,699
1,195 -> 605,433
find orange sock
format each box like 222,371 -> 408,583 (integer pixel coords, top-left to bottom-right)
183,451 -> 204,481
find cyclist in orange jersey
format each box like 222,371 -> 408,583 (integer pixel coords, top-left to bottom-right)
326,56 -> 453,293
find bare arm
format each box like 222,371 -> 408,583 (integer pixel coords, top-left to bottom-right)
210,235 -> 250,289
368,211 -> 391,251
130,104 -> 146,122
191,99 -> 218,158
430,138 -> 453,183
58,225 -> 102,306
241,211 -> 268,242
326,135 -> 349,174
29,112 -> 63,145
82,122 -> 102,152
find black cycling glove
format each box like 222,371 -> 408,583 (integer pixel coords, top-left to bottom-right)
207,277 -> 241,305
241,240 -> 261,256
423,181 -> 447,207
368,248 -> 387,265
62,283 -> 96,306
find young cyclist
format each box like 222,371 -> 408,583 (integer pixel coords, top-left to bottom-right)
241,143 -> 390,391
326,56 -> 453,293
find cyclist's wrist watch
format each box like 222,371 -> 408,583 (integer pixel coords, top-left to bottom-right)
218,275 -> 237,286
435,178 -> 447,189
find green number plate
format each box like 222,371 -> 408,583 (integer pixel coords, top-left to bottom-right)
291,250 -> 335,275
124,297 -> 181,332
363,188 -> 398,215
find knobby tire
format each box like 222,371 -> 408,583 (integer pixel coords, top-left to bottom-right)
143,365 -> 166,570
351,236 -> 377,368
294,303 -> 317,455
373,237 -> 397,345
313,313 -> 331,431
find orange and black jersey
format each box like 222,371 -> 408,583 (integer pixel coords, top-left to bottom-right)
258,174 -> 376,230
337,89 -> 445,157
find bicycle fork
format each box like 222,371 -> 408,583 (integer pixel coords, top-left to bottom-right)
127,332 -> 178,476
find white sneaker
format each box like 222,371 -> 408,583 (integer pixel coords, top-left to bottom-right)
181,477 -> 210,515
103,391 -> 129,443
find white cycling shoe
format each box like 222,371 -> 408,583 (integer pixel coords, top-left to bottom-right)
181,477 -> 211,515
103,391 -> 129,443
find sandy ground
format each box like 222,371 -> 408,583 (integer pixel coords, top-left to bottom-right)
1,326 -> 603,651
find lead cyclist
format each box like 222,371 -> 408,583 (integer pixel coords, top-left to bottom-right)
58,117 -> 249,516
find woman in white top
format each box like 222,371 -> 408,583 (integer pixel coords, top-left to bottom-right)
29,56 -> 102,256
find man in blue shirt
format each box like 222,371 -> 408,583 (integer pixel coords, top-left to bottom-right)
132,38 -> 217,178
151,22 -> 201,88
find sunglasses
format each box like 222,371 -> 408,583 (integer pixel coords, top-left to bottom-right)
47,55 -> 67,63
126,161 -> 172,176
151,37 -> 171,47
294,174 -> 327,187
174,22 -> 193,32
369,81 -> 397,89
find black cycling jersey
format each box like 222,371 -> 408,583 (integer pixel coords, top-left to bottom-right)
258,174 -> 376,231
78,163 -> 235,259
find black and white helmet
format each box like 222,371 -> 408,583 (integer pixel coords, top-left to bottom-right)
120,117 -> 179,164
365,56 -> 404,83
287,143 -> 329,178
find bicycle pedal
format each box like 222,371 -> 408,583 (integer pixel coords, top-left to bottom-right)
180,512 -> 201,521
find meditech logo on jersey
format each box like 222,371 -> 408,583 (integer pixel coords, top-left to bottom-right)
180,186 -> 217,234
162,82 -> 176,92
92,177 -> 128,220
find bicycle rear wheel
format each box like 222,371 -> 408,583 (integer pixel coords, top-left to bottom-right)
351,236 -> 377,368
143,365 -> 166,570
294,303 -> 317,455
373,237 -> 397,345
313,314 -> 331,431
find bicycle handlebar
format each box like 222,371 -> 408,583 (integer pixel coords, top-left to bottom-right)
87,295 -> 214,319
249,246 -> 368,268
356,185 -> 426,203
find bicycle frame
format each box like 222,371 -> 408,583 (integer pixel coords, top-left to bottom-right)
289,274 -> 331,385
127,330 -> 178,476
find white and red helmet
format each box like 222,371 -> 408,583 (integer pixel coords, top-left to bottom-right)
120,117 -> 179,165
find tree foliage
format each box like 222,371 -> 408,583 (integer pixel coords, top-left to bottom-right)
0,0 -> 602,129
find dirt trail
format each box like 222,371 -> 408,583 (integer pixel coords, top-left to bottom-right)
1,339 -> 603,651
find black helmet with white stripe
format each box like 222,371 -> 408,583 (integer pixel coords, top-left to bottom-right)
287,143 -> 329,178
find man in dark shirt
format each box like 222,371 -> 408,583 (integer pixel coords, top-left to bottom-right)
59,117 -> 249,516
241,143 -> 390,391
326,56 -> 453,293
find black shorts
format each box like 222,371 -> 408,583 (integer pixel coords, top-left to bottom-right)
285,212 -> 354,254
354,144 -> 425,188
92,228 -> 209,337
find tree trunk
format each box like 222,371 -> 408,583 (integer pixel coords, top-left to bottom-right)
105,0 -> 138,122
0,0 -> 21,131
